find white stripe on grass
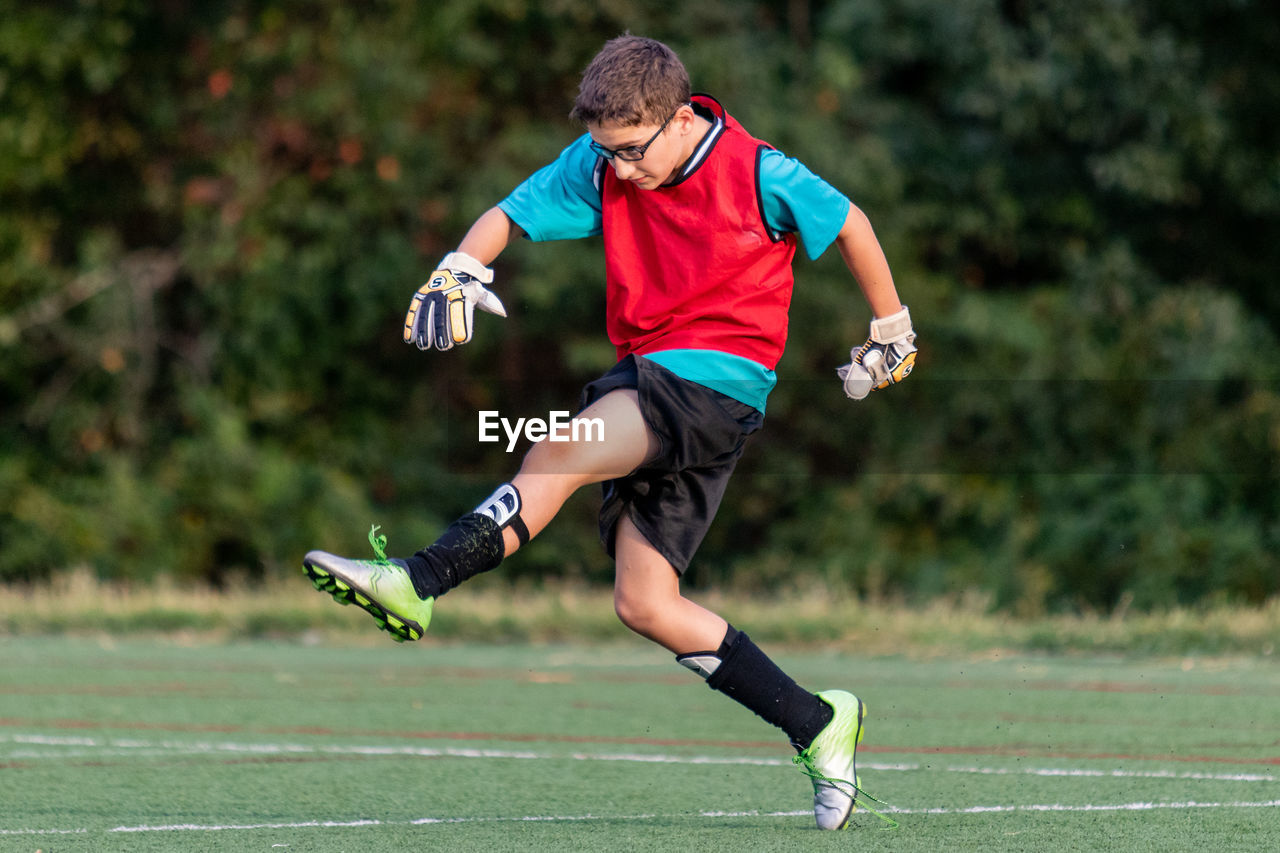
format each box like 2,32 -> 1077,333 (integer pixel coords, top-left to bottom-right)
95,800 -> 1280,834
2,732 -> 1275,784
9,798 -> 1280,837
0,828 -> 90,836
111,819 -> 384,833
898,800 -> 1280,815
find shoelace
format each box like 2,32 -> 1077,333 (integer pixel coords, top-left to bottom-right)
367,525 -> 391,563
792,751 -> 899,830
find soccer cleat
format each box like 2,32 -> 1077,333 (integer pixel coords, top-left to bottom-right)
794,690 -> 865,830
794,691 -> 897,830
302,526 -> 434,642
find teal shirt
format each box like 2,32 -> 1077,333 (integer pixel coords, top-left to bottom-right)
499,130 -> 850,413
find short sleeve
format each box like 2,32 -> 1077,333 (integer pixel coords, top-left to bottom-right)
758,149 -> 851,261
498,135 -> 604,242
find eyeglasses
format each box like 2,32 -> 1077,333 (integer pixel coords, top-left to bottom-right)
588,105 -> 686,162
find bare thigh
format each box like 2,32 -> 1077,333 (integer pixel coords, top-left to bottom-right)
501,389 -> 659,554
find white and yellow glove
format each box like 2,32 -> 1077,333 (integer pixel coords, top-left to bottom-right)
403,251 -> 507,352
838,306 -> 917,400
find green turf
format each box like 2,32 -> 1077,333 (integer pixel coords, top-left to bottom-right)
1,636 -> 1277,851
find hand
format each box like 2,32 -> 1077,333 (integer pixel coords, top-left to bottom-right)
837,306 -> 917,400
403,251 -> 507,352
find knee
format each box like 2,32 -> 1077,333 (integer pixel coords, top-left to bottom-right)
613,586 -> 664,636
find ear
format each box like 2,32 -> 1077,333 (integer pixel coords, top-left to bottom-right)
672,102 -> 698,135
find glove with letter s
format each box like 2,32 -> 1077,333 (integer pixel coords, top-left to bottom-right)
403,251 -> 507,352
837,305 -> 917,400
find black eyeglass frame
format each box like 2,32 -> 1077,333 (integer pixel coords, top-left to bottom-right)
588,104 -> 688,162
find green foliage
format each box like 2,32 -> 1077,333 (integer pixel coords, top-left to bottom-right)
1,0 -> 1276,611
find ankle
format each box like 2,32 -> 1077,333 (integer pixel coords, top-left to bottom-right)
404,513 -> 505,600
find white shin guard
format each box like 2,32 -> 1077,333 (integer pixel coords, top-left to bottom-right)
474,483 -> 530,546
676,652 -> 722,680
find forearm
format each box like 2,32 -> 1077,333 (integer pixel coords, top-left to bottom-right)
835,203 -> 903,319
455,206 -> 524,266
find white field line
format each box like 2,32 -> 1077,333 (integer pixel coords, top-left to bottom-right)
0,828 -> 90,837
3,731 -> 1279,838
1,732 -> 1275,785
9,800 -> 1280,838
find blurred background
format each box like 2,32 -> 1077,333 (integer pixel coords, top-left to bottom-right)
1,0 -> 1276,615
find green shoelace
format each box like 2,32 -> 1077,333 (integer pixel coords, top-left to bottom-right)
793,751 -> 899,830
367,525 -> 391,563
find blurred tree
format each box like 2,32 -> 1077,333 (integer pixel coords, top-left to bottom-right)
0,0 -> 1275,610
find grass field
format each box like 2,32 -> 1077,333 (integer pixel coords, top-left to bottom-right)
1,634 -> 1277,852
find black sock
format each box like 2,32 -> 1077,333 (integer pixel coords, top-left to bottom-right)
705,627 -> 834,750
402,513 -> 504,600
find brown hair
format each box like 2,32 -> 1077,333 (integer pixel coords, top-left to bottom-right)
569,35 -> 690,127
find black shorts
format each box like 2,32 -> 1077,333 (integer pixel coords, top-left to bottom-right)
577,355 -> 764,575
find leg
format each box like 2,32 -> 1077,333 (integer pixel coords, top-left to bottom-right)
608,517 -> 867,828
504,389 -> 658,556
611,514 -> 833,744
612,514 -> 727,654
399,388 -> 657,601
304,388 -> 656,638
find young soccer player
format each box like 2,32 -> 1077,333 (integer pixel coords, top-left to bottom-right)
303,35 -> 916,830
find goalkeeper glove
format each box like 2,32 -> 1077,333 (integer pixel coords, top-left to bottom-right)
403,251 -> 507,352
838,306 -> 917,400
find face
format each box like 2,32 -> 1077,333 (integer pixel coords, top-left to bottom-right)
587,105 -> 697,190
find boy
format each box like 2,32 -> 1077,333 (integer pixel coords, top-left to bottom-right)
304,35 -> 915,830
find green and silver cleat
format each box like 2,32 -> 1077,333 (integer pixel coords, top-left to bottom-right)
794,690 -> 897,830
302,526 -> 433,642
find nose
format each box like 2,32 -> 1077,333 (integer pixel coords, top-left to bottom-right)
610,158 -> 638,180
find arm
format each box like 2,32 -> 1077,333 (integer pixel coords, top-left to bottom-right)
832,203 -> 917,400
456,206 -> 525,266
754,149 -> 915,397
755,149 -> 900,318
833,202 -> 903,320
